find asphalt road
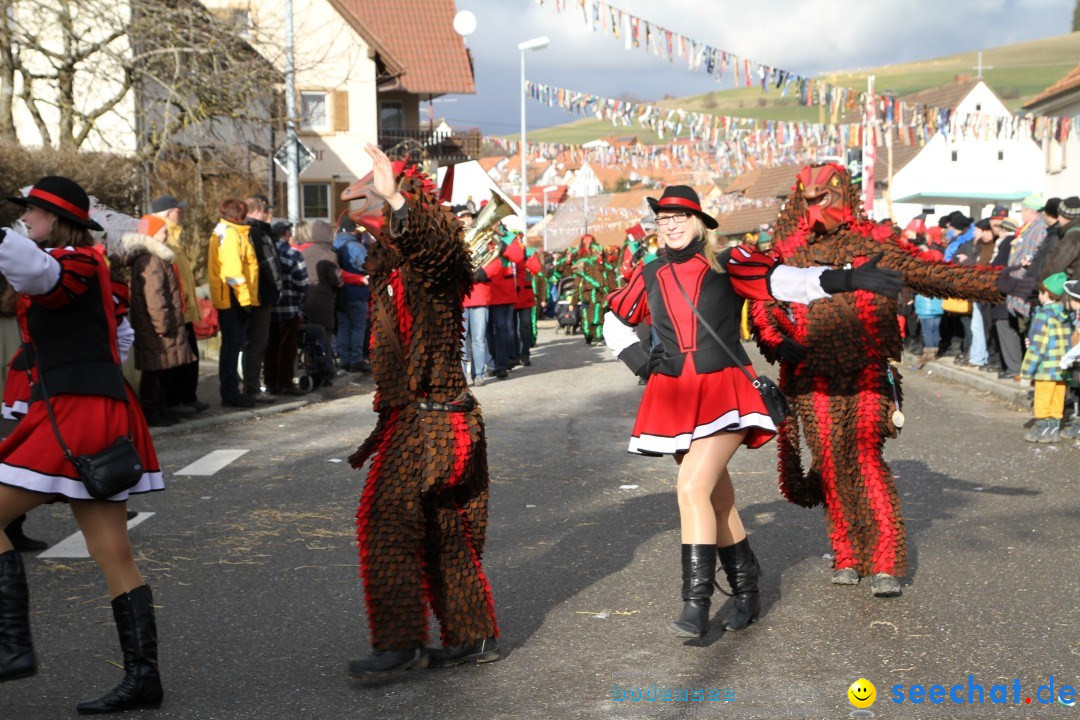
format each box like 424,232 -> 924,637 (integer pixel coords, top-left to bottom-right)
6,321 -> 1078,720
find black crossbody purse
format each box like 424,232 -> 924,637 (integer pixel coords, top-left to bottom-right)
663,262 -> 791,426
29,345 -> 144,500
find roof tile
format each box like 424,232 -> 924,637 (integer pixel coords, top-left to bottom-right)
333,0 -> 475,96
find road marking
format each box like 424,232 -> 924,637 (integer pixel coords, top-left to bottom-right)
175,449 -> 249,476
39,512 -> 155,559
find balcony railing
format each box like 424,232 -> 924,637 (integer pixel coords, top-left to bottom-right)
377,127 -> 482,165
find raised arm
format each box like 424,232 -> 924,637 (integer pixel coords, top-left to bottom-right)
366,143 -> 471,286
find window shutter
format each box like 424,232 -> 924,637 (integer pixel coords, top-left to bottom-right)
332,90 -> 350,132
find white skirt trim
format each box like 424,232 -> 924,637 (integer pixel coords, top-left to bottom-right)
628,409 -> 776,455
0,463 -> 164,502
1,401 -> 28,421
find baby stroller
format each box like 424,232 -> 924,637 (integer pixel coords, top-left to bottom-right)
296,319 -> 335,392
555,276 -> 581,335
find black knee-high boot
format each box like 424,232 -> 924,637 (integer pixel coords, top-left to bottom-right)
717,537 -> 761,631
77,585 -> 163,715
668,544 -> 716,638
6,514 -> 47,553
0,550 -> 36,682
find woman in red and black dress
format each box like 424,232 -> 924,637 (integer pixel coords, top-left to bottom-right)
604,186 -> 901,638
0,177 -> 164,714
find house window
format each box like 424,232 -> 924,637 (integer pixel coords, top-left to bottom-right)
998,150 -> 1004,161
975,103 -> 982,112
300,92 -> 328,131
302,183 -> 330,220
951,150 -> 958,162
379,101 -> 405,131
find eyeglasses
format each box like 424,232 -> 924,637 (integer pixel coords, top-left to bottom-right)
656,213 -> 690,227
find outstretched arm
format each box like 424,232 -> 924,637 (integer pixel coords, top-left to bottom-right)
726,245 -> 903,303
878,231 -> 1002,302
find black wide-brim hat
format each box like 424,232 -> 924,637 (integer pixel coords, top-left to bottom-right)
646,185 -> 718,230
7,176 -> 103,231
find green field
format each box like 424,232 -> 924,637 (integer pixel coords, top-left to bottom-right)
522,32 -> 1080,145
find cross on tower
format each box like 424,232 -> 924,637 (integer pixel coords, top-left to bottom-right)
972,50 -> 993,78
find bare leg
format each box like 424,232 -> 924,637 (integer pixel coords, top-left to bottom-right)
70,501 -> 143,598
0,487 -> 51,555
711,467 -> 747,548
676,430 -> 747,544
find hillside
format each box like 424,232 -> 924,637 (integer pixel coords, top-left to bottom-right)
524,32 -> 1080,145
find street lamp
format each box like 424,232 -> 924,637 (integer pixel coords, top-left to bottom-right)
541,184 -> 558,253
519,35 -> 549,230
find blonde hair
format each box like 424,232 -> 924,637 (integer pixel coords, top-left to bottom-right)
293,220 -> 311,246
689,215 -> 724,273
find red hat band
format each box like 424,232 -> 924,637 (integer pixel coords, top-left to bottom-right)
29,187 -> 89,221
656,196 -> 702,213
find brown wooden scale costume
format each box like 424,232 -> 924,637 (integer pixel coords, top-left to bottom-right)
342,147 -> 498,681
750,163 -> 1016,597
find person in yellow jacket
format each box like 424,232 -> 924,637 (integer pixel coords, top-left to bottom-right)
208,198 -> 260,407
151,195 -> 210,416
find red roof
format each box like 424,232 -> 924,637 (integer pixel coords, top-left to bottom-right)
512,185 -> 569,207
331,0 -> 475,96
1024,61 -> 1080,110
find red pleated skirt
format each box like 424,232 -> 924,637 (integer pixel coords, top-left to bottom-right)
0,383 -> 163,502
629,355 -> 777,456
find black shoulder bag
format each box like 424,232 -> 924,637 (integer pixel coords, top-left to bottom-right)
29,344 -> 144,500
663,262 -> 791,426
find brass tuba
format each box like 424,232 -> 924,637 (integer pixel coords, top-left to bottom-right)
463,194 -> 514,271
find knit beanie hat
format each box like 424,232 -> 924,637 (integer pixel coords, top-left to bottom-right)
1042,272 -> 1067,297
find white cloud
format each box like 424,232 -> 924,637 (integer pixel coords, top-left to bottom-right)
445,0 -> 1073,133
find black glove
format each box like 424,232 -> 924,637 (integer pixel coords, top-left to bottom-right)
775,337 -> 806,364
633,245 -> 646,262
996,266 -> 1036,299
820,252 -> 904,297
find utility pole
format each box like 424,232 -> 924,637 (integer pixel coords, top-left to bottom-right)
284,0 -> 300,222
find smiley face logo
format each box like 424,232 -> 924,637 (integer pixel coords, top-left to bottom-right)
848,678 -> 876,709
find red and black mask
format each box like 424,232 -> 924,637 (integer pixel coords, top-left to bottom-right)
796,163 -> 848,235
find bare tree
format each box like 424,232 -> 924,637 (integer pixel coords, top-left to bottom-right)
0,0 -> 283,158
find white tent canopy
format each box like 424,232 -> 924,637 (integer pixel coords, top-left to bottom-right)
436,161 -> 521,215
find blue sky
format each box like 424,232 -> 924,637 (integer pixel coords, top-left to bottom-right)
437,0 -> 1074,134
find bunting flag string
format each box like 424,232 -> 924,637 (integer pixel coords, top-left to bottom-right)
534,0 -> 1076,143
521,80 -> 1080,177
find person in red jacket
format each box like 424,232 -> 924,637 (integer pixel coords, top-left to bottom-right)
463,240 -> 502,385
485,216 -> 523,378
513,246 -> 544,366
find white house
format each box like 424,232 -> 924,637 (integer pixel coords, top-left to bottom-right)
884,78 -> 1044,224
567,161 -> 604,198
201,0 -> 476,222
1022,63 -> 1080,200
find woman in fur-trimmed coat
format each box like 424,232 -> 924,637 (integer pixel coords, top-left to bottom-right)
125,216 -> 195,426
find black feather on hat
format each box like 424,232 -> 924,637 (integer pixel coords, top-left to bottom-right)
647,185 -> 718,230
7,176 -> 103,231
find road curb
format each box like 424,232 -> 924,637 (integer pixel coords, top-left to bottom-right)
913,359 -> 1029,410
149,398 -> 315,437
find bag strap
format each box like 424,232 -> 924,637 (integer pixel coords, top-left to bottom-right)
662,257 -> 761,389
24,343 -> 78,467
